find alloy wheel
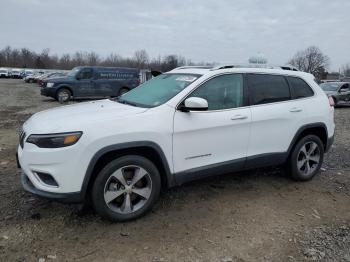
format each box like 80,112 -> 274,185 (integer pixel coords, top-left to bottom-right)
103,165 -> 152,214
297,141 -> 321,176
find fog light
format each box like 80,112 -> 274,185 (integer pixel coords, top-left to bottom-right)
34,172 -> 59,187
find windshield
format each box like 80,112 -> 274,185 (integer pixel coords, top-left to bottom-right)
67,67 -> 81,77
117,73 -> 201,108
320,83 -> 340,91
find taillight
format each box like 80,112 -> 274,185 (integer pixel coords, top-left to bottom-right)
328,96 -> 335,107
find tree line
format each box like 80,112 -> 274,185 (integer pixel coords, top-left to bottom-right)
0,46 -> 208,72
0,45 -> 348,78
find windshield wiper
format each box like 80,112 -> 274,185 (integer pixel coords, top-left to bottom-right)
115,97 -> 137,107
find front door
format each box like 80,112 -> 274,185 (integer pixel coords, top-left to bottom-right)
173,73 -> 251,176
75,68 -> 95,97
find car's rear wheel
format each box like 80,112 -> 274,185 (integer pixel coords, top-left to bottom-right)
92,155 -> 161,222
56,88 -> 71,103
118,87 -> 130,96
288,135 -> 324,181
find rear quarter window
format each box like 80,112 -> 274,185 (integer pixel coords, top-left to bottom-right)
287,76 -> 314,99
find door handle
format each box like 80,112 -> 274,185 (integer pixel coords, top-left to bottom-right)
289,108 -> 302,113
231,115 -> 248,120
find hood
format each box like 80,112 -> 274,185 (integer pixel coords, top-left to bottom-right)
46,76 -> 73,83
44,76 -> 68,82
24,99 -> 148,133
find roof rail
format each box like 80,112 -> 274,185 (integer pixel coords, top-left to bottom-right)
173,66 -> 213,70
210,64 -> 299,71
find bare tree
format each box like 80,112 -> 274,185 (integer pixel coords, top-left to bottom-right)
59,54 -> 71,69
342,64 -> 350,77
133,49 -> 149,68
86,51 -> 100,66
288,46 -> 329,79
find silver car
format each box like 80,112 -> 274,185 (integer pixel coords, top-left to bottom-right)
320,82 -> 350,106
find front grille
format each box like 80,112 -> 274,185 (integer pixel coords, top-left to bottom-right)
19,130 -> 26,148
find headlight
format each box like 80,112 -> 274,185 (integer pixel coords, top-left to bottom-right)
26,132 -> 82,148
46,82 -> 55,88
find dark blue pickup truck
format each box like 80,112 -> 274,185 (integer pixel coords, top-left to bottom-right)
41,66 -> 142,102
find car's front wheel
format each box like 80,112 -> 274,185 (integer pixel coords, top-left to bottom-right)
92,155 -> 161,222
288,135 -> 324,181
56,88 -> 71,103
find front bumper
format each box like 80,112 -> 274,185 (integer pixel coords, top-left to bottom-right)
21,171 -> 82,203
40,87 -> 56,97
325,134 -> 334,152
17,136 -> 91,196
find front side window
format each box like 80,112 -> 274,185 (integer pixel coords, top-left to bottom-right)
77,68 -> 93,80
247,74 -> 290,105
189,74 -> 244,110
340,83 -> 350,90
287,76 -> 314,99
118,73 -> 201,108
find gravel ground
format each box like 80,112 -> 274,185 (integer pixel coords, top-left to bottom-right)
0,79 -> 349,262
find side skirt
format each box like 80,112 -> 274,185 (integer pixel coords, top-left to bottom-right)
173,152 -> 288,186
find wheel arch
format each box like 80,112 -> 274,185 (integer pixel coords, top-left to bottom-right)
80,141 -> 174,200
56,85 -> 73,98
287,123 -> 328,157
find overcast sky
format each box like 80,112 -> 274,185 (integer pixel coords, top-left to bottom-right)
1,0 -> 349,70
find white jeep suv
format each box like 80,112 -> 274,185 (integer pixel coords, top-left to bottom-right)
17,66 -> 335,221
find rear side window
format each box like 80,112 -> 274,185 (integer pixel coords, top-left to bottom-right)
287,76 -> 314,99
247,74 -> 290,105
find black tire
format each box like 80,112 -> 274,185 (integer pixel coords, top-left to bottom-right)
92,155 -> 161,222
118,87 -> 130,96
56,88 -> 72,103
288,135 -> 324,181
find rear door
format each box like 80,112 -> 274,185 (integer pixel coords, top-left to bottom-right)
75,68 -> 95,97
246,74 -> 303,166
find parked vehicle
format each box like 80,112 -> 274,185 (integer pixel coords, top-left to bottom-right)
0,68 -> 10,78
320,82 -> 350,106
17,66 -> 335,221
41,66 -> 141,102
10,69 -> 22,79
24,74 -> 38,83
37,72 -> 67,87
21,70 -> 34,79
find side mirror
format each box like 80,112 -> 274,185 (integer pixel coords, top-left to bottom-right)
179,97 -> 208,112
340,88 -> 349,93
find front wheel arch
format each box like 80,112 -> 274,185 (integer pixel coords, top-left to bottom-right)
81,142 -> 174,201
